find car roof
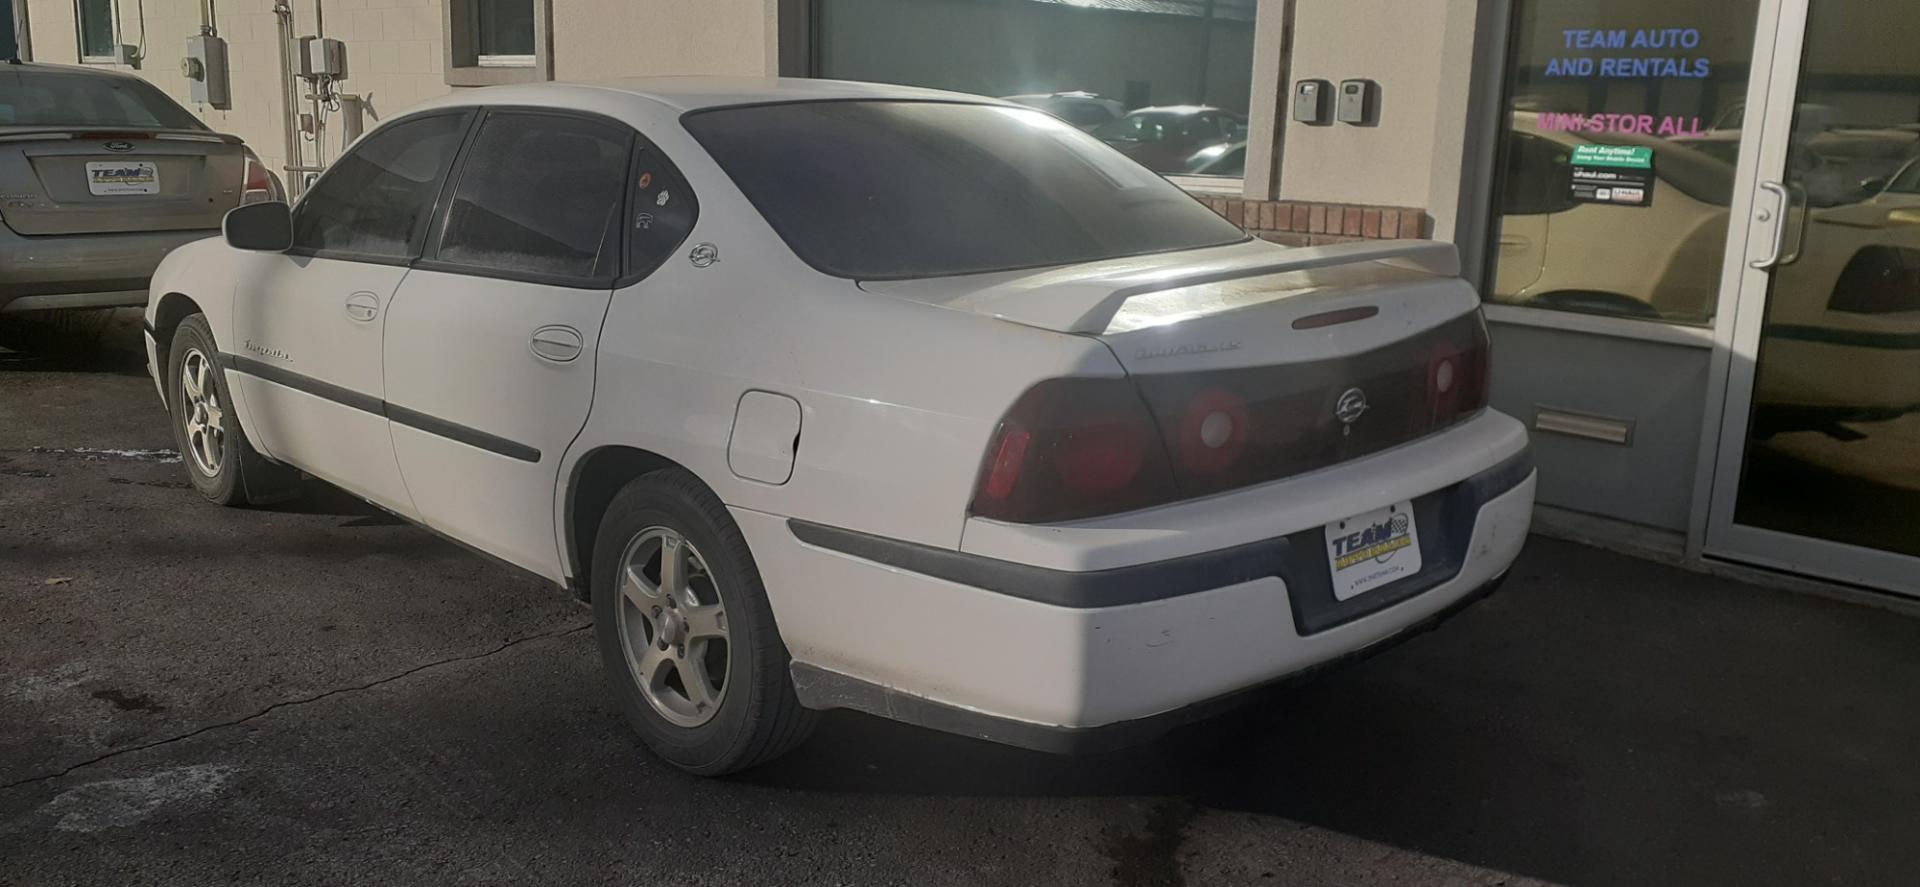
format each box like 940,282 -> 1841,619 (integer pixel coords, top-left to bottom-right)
420,76 -> 1015,115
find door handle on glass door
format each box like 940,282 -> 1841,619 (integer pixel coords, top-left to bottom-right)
1750,181 -> 1792,270
344,292 -> 379,322
529,325 -> 583,363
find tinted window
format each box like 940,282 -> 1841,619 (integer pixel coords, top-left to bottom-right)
436,112 -> 632,279
684,101 -> 1247,280
1092,111 -> 1176,143
0,68 -> 204,129
291,113 -> 467,258
627,148 -> 697,277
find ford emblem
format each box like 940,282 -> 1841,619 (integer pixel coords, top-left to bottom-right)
103,140 -> 136,152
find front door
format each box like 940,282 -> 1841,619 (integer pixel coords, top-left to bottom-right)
1706,0 -> 1920,593
382,109 -> 638,580
229,111 -> 471,515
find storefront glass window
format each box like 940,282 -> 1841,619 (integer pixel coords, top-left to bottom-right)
814,0 -> 1256,177
1486,1 -> 1763,325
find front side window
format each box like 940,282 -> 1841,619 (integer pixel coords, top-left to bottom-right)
291,113 -> 468,259
75,0 -> 115,60
436,112 -> 631,279
814,0 -> 1257,178
684,100 -> 1247,280
0,68 -> 204,129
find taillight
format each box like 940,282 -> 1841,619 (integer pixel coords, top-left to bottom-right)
241,152 -> 275,205
1428,311 -> 1492,425
1829,245 -> 1920,314
969,377 -> 1178,523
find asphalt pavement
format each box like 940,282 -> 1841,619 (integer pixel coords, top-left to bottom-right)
4,314 -> 1920,886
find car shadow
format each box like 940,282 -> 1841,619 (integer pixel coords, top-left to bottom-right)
0,309 -> 150,376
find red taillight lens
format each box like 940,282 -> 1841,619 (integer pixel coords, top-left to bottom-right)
241,152 -> 275,205
969,377 -> 1178,523
1429,312 -> 1491,424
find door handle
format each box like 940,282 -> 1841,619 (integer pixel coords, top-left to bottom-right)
529,325 -> 583,363
1750,181 -> 1792,270
344,291 -> 379,322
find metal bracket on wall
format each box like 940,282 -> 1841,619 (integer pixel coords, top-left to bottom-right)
1534,406 -> 1635,446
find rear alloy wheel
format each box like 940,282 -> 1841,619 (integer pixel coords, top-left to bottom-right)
592,469 -> 816,775
165,314 -> 300,506
615,527 -> 731,727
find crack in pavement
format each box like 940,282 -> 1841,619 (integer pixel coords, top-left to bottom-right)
0,623 -> 590,794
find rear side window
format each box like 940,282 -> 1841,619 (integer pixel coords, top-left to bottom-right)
291,113 -> 468,259
436,111 -> 633,279
684,101 -> 1247,280
0,68 -> 204,129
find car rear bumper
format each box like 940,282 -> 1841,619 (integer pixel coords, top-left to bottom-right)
0,224 -> 214,309
736,410 -> 1536,749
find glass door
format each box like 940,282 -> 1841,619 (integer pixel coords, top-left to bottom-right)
1706,0 -> 1920,594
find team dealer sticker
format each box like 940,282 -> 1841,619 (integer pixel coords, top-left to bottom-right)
1324,501 -> 1423,601
85,161 -> 160,196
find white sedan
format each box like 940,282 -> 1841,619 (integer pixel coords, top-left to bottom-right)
142,78 -> 1535,774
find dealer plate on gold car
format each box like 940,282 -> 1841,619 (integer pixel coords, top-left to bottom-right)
1324,501 -> 1422,601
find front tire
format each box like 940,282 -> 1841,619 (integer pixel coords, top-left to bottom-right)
165,314 -> 298,506
592,468 -> 817,775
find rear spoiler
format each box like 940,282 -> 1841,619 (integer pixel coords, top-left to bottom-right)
0,127 -> 243,145
1068,239 -> 1462,334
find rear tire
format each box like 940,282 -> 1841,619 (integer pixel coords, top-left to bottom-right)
592,468 -> 817,775
165,314 -> 299,506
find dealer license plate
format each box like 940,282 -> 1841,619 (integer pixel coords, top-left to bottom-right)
86,160 -> 160,195
1324,501 -> 1422,601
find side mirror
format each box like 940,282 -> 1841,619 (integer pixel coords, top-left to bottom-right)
223,201 -> 293,252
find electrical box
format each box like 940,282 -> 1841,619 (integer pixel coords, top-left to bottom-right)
1337,79 -> 1380,126
1292,79 -> 1331,125
182,34 -> 231,109
298,36 -> 347,79
114,44 -> 140,65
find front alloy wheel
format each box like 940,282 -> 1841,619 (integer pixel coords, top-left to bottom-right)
616,527 -> 730,728
179,348 -> 227,478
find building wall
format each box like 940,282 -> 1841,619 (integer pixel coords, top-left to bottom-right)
1269,0 -> 1483,240
19,0 -> 774,184
23,0 -> 449,182
552,0 -> 777,80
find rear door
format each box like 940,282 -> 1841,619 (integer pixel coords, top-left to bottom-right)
382,109 -> 656,579
228,110 -> 472,515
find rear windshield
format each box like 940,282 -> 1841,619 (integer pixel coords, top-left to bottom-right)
682,101 -> 1247,280
0,68 -> 206,130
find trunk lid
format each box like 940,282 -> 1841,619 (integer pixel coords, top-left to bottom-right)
0,129 -> 247,235
866,239 -> 1492,507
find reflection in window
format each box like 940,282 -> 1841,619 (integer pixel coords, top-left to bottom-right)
815,0 -> 1257,176
1486,1 -> 1763,325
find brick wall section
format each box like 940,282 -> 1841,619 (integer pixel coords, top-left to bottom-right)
1197,198 -> 1431,247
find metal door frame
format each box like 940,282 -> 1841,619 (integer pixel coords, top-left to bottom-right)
1693,0 -> 1920,595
